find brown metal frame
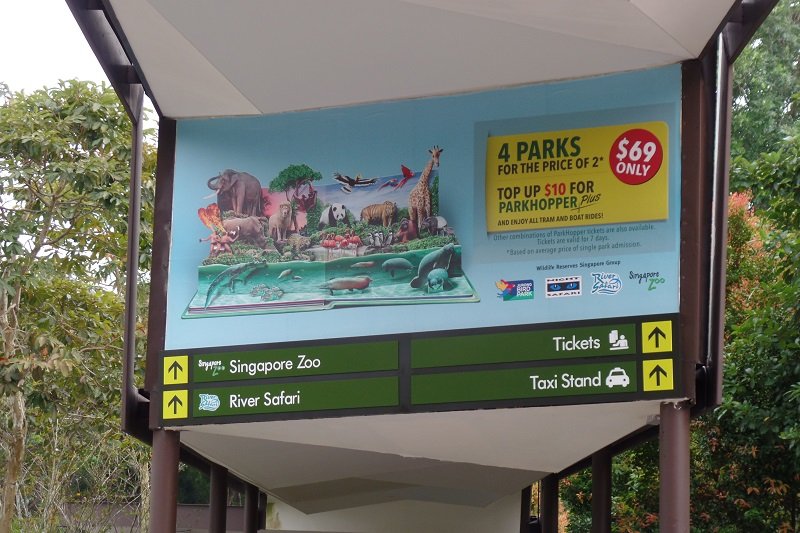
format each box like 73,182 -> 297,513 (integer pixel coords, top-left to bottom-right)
591,450 -> 612,532
63,1 -> 780,532
209,464 -> 228,532
150,430 -> 180,533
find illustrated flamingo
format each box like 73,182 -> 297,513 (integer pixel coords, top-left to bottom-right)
345,230 -> 362,256
334,234 -> 346,257
321,233 -> 337,259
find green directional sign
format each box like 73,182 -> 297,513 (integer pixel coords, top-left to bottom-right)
412,361 -> 637,405
412,324 -> 636,368
192,377 -> 399,418
159,315 -> 678,425
191,341 -> 397,383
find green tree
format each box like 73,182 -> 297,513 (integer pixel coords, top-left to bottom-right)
732,128 -> 800,236
0,80 -> 154,531
561,442 -> 660,532
268,163 -> 322,201
731,0 -> 800,161
691,190 -> 799,532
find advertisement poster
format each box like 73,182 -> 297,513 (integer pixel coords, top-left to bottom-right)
165,66 -> 682,351
485,122 -> 669,231
187,154 -> 478,317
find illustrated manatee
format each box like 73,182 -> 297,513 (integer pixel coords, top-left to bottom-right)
410,243 -> 455,289
426,268 -> 454,293
381,257 -> 414,278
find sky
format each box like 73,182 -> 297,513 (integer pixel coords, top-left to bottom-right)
2,0 -> 110,93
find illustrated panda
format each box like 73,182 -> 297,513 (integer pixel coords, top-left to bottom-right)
318,203 -> 350,229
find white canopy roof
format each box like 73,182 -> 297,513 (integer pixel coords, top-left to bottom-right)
108,0 -> 736,118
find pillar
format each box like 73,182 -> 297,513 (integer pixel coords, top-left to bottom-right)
659,401 -> 691,532
244,484 -> 260,533
209,463 -> 228,533
591,449 -> 612,533
540,474 -> 559,533
149,430 -> 180,533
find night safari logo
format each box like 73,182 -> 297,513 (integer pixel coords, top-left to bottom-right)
545,276 -> 582,298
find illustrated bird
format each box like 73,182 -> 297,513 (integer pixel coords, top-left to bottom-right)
394,165 -> 415,189
495,279 -> 516,298
334,172 -> 378,194
379,178 -> 399,190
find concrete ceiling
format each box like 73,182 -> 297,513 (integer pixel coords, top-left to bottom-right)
107,0 -> 737,118
175,400 -> 670,512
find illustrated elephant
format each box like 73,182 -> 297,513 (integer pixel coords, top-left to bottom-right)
207,169 -> 263,216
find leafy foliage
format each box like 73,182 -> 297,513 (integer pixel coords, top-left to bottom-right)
561,443 -> 660,532
731,0 -> 800,160
0,81 -> 154,530
732,130 -> 800,231
268,164 -> 322,193
691,193 -> 800,531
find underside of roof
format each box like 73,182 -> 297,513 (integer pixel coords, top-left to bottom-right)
104,0 -> 743,118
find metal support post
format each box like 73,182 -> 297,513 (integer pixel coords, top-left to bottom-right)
258,492 -> 268,529
149,430 -> 180,533
540,475 -> 559,533
209,463 -> 228,533
244,484 -> 260,533
520,485 -> 532,533
591,449 -> 612,533
660,401 -> 691,532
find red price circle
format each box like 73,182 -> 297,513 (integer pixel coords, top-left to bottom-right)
609,129 -> 663,185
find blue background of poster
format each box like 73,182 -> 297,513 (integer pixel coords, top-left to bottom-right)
165,65 -> 681,350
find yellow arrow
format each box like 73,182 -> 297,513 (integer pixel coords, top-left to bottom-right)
642,359 -> 674,391
163,355 -> 188,385
641,321 -> 672,353
162,390 -> 188,419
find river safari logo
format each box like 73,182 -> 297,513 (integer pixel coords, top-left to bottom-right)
496,279 -> 534,301
591,272 -> 622,295
198,394 -> 221,412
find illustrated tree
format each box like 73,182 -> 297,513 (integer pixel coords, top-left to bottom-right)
269,163 -> 323,231
0,81 -> 154,531
268,164 -> 322,200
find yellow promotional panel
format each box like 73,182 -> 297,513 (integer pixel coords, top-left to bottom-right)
486,122 -> 668,231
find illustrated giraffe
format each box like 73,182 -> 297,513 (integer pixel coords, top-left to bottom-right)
408,145 -> 443,229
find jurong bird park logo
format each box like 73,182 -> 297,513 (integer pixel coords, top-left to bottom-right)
496,279 -> 534,301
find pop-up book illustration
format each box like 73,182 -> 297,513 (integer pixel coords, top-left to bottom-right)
183,146 -> 479,317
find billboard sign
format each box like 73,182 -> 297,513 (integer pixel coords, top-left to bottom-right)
158,65 -> 683,425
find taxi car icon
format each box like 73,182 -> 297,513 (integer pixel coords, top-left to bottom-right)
605,367 -> 630,388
